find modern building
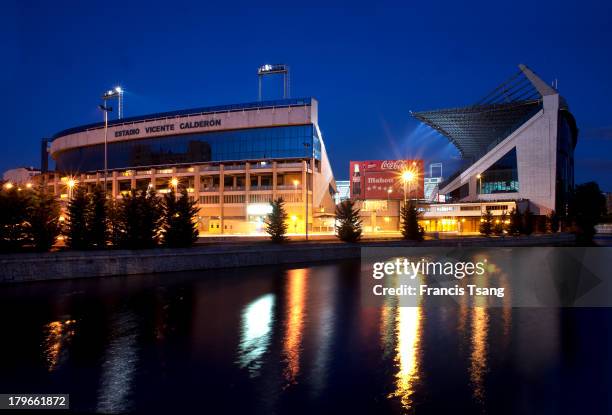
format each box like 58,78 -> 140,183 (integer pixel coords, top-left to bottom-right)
3,167 -> 41,186
412,64 -> 578,232
424,162 -> 443,201
334,180 -> 350,204
45,97 -> 337,235
349,159 -> 424,232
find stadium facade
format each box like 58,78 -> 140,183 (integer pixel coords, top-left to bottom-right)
413,64 -> 578,233
46,98 -> 337,234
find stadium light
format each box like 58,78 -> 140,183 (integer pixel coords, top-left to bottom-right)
257,64 -> 290,101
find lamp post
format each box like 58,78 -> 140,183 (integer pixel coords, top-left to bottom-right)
401,170 -> 415,205
98,104 -> 113,193
67,177 -> 76,199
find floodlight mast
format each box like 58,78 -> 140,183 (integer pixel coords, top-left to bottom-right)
257,64 -> 290,101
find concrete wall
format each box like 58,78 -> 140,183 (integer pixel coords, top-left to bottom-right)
440,94 -> 561,215
0,234 -> 575,284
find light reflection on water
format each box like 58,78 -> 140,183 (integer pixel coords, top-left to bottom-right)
0,259 -> 605,414
96,312 -> 139,414
236,293 -> 275,377
42,319 -> 76,372
282,268 -> 307,386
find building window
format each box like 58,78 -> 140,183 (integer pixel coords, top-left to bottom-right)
479,148 -> 519,194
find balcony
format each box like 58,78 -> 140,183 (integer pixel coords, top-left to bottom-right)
201,186 -> 219,192
277,184 -> 301,190
250,163 -> 271,169
200,165 -> 220,172
224,164 -> 245,171
224,186 -> 245,192
250,185 -> 273,191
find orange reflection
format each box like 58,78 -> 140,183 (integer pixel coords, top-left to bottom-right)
388,306 -> 423,410
470,302 -> 489,403
43,319 -> 76,372
283,268 -> 307,385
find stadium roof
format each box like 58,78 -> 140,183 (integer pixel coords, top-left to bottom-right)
51,97 -> 313,140
411,65 -> 557,161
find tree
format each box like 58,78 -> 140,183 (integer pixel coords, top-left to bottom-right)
65,187 -> 90,250
162,188 -> 199,247
88,185 -> 108,249
547,210 -> 560,233
522,205 -> 534,235
493,211 -> 507,235
400,201 -> 424,241
508,208 -> 522,236
570,181 -> 606,244
335,199 -> 362,242
118,189 -> 164,249
265,197 -> 289,243
479,210 -> 493,236
26,185 -> 61,252
0,187 -> 30,252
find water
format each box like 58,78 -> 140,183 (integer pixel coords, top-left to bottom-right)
0,260 -> 610,414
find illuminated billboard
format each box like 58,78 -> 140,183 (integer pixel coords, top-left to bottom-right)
349,160 -> 424,200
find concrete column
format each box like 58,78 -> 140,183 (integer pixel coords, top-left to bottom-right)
112,171 -> 118,198
272,161 -> 278,200
220,164 -> 225,234
302,160 -> 307,233
245,162 -> 250,221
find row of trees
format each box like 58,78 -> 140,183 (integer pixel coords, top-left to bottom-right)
0,184 -> 198,253
0,186 -> 60,252
66,186 -> 198,250
265,198 -> 424,243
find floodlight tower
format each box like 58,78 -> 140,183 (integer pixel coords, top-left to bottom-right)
102,86 -> 124,119
257,64 -> 290,101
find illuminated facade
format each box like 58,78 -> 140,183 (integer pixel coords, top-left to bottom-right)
46,98 -> 337,234
413,64 -> 578,217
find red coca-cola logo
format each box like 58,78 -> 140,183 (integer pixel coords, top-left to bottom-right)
380,160 -> 408,170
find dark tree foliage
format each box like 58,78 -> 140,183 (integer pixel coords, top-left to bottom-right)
107,199 -> 124,248
65,187 -> 90,250
547,210 -> 560,233
265,197 -> 289,243
27,185 -> 61,252
493,211 -> 507,236
522,205 -> 534,235
335,199 -> 362,242
162,188 -> 199,248
88,185 -> 108,249
400,201 -> 424,241
0,187 -> 30,252
117,189 -> 164,249
479,210 -> 493,237
570,181 -> 606,244
508,208 -> 522,236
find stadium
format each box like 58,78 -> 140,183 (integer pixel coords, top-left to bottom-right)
45,97 -> 337,235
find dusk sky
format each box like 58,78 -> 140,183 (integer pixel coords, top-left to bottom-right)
4,0 -> 612,189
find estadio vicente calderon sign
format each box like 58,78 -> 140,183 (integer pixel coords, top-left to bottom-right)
349,160 -> 424,200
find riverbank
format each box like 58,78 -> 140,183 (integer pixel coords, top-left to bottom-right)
0,233 -> 576,284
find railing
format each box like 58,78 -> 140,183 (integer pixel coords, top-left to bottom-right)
224,186 -> 245,191
250,185 -> 273,190
277,185 -> 301,190
250,163 -> 271,169
277,162 -> 303,168
200,165 -> 220,172
224,164 -> 245,170
200,186 -> 219,192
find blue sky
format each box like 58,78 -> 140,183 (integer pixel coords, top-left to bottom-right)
3,0 -> 612,188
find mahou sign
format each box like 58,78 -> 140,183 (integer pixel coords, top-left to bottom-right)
349,159 -> 424,200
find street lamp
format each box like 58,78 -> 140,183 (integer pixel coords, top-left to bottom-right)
3,182 -> 13,190
476,174 -> 482,195
98,104 -> 113,194
67,177 -> 76,199
102,86 -> 124,119
401,170 -> 416,204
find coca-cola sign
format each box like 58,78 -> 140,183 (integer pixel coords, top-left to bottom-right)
349,159 -> 424,200
380,160 -> 409,170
